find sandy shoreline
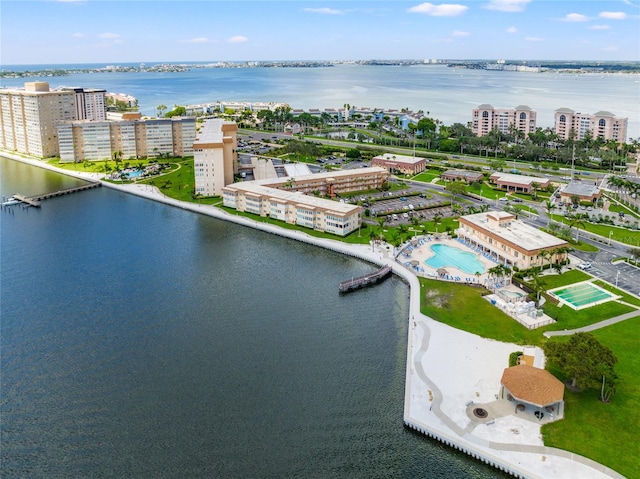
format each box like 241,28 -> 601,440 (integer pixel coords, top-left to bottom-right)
2,153 -> 624,479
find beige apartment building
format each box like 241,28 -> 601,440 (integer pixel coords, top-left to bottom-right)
221,167 -> 388,236
0,82 -> 106,157
222,182 -> 363,236
193,119 -> 238,197
471,104 -> 537,138
554,108 -> 628,142
58,117 -> 195,162
457,211 -> 569,269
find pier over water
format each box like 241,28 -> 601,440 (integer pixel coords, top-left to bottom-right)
3,182 -> 100,208
339,265 -> 392,293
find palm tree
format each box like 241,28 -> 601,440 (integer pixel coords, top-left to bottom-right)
565,215 -> 586,243
368,229 -> 378,252
529,267 -> 546,306
544,199 -> 554,226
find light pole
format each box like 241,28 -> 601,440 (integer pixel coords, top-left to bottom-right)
616,270 -> 620,288
609,231 -> 613,246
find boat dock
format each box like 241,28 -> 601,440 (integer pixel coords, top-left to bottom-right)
3,182 -> 101,208
339,265 -> 392,293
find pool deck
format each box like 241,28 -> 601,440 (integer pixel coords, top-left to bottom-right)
398,236 -> 557,329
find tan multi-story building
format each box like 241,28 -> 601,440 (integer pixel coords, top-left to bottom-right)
554,108 -> 628,143
371,153 -> 427,175
0,82 -> 107,157
471,104 -> 537,138
221,167 -> 388,236
222,182 -> 363,236
457,211 -> 569,269
57,117 -> 195,162
193,119 -> 238,197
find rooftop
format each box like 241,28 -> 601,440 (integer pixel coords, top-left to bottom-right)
225,181 -> 362,215
373,153 -> 426,165
490,172 -> 550,186
501,364 -> 564,406
562,181 -> 601,197
460,211 -> 568,252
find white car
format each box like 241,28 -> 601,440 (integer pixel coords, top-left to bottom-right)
578,262 -> 592,270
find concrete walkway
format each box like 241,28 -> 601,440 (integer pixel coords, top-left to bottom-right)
544,309 -> 640,337
3,152 -> 626,479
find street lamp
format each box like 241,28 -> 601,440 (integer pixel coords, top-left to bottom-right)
616,270 -> 620,288
609,231 -> 613,246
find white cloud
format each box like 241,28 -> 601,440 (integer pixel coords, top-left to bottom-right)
599,11 -> 627,19
184,37 -> 209,44
452,30 -> 470,37
71,32 -> 84,38
563,13 -> 588,22
303,7 -> 344,15
525,36 -> 543,42
601,46 -> 619,52
408,3 -> 468,16
588,24 -> 611,30
98,32 -> 120,39
484,0 -> 531,13
506,26 -> 517,33
227,35 -> 248,44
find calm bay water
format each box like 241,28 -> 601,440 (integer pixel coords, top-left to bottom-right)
0,157 -> 505,478
1,63 -> 638,137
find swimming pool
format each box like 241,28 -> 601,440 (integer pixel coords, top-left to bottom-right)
425,244 -> 486,275
550,282 -> 616,310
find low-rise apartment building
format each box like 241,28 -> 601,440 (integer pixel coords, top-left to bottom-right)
221,167 -> 388,236
457,211 -> 569,269
222,182 -> 363,236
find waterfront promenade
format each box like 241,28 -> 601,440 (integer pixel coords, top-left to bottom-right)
2,153 -> 624,479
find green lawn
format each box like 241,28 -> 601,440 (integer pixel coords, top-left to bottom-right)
542,319 -> 640,479
412,170 -> 442,183
551,213 -> 640,246
419,275 -> 639,478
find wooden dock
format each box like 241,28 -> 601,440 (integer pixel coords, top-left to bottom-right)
9,182 -> 101,208
339,265 -> 392,293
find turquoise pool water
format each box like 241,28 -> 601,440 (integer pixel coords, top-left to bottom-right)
551,283 -> 613,308
425,244 -> 485,275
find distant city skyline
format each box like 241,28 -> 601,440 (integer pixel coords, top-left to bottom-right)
2,0 -> 640,65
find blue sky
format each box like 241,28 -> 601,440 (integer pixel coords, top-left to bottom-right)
2,0 -> 639,64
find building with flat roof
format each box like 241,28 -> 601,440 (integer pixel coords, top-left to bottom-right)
57,117 -> 196,162
371,153 -> 427,175
222,167 -> 388,236
471,104 -> 536,138
554,108 -> 627,143
489,172 -> 550,194
457,211 -> 569,269
0,82 -> 107,157
222,181 -> 363,236
441,169 -> 484,183
560,181 -> 601,204
193,119 -> 238,197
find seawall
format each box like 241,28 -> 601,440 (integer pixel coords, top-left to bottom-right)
2,153 -> 624,479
